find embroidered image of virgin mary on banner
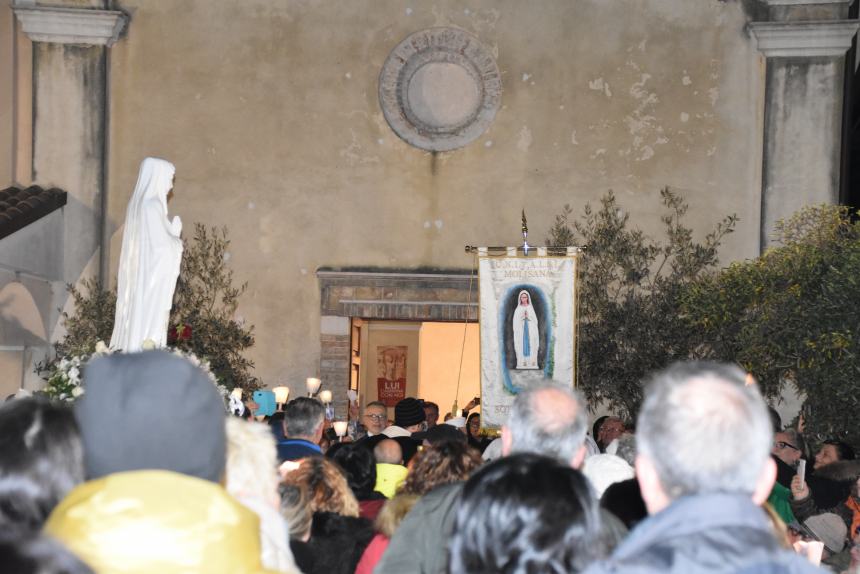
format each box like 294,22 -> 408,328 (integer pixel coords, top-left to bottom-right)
512,290 -> 540,369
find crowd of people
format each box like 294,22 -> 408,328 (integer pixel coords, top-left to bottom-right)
1,351 -> 858,573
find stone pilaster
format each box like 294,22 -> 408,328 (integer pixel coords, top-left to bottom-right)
749,1 -> 858,249
13,2 -> 127,284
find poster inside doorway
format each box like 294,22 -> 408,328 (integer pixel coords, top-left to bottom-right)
479,251 -> 578,428
376,345 -> 407,407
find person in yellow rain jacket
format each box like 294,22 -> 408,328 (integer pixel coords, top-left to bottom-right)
44,351 -> 289,574
373,439 -> 408,498
45,469 -> 280,574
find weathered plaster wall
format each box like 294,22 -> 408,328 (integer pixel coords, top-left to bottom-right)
0,209 -> 68,393
0,210 -> 66,397
0,208 -> 64,278
106,0 -> 764,390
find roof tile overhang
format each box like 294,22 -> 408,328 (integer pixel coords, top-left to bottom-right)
0,185 -> 67,240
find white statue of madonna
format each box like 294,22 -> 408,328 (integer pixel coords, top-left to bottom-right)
512,290 -> 540,369
109,158 -> 183,352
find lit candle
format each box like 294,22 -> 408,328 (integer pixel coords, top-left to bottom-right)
318,389 -> 333,404
306,377 -> 321,396
272,386 -> 290,404
333,421 -> 349,437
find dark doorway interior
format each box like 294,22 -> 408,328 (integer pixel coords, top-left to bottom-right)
841,2 -> 860,213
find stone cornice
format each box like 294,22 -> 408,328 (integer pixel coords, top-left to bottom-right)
13,6 -> 127,47
765,0 -> 851,5
316,270 -> 473,282
749,20 -> 860,57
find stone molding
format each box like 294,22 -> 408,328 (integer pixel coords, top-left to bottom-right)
318,270 -> 473,282
765,0 -> 851,5
749,20 -> 860,57
13,6 -> 127,46
317,269 -> 478,321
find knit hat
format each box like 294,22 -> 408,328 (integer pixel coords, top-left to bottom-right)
75,350 -> 227,482
582,453 -> 635,499
803,513 -> 848,554
394,398 -> 425,428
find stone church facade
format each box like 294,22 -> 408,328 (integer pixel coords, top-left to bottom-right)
0,0 -> 856,400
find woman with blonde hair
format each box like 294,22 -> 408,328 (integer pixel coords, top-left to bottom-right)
224,418 -> 298,573
279,484 -> 314,573
281,457 -> 373,574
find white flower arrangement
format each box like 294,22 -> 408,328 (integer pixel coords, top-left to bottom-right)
43,341 -> 229,403
42,344 -> 112,403
169,347 -> 229,399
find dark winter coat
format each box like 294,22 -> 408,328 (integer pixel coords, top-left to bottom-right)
804,459 -> 860,511
305,511 -> 374,574
791,459 -> 860,534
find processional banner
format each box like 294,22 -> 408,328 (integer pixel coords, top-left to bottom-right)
478,248 -> 579,429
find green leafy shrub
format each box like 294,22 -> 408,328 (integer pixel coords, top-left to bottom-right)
52,278 -> 116,360
548,188 -> 737,419
170,224 -> 260,391
684,205 -> 860,445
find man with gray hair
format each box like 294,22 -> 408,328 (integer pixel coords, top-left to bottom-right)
584,362 -> 823,574
277,397 -> 325,462
376,383 -> 600,574
501,383 -> 589,467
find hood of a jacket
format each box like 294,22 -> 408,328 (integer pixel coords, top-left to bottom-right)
311,511 -> 372,538
815,459 -> 860,483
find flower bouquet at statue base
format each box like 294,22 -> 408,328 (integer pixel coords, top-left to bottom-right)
41,338 -> 228,404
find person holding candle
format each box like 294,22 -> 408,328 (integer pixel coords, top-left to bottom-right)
277,397 -> 325,462
352,401 -> 388,440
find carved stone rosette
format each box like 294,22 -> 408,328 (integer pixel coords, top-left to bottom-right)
379,27 -> 502,152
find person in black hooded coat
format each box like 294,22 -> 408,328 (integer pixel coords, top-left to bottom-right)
306,511 -> 375,574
